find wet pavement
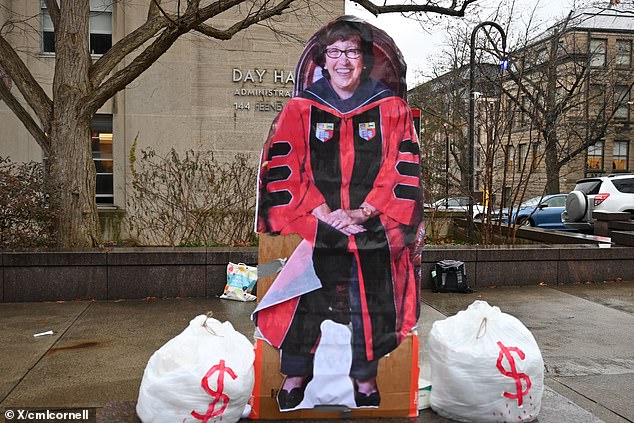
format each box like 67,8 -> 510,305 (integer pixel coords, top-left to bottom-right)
1,281 -> 632,422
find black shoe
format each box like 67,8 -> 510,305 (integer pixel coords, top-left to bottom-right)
277,387 -> 305,410
277,376 -> 312,410
354,383 -> 381,407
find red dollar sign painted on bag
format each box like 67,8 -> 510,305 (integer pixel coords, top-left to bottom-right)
496,341 -> 532,406
191,359 -> 238,422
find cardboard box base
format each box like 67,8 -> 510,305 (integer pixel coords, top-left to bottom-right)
249,335 -> 419,419
251,234 -> 419,418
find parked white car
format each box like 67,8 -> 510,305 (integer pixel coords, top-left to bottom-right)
424,196 -> 486,220
562,174 -> 634,231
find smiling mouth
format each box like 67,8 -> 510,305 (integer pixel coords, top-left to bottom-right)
336,69 -> 352,75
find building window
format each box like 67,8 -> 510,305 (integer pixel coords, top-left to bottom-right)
89,0 -> 112,55
532,142 -> 542,170
513,104 -> 522,128
506,145 -> 515,173
555,86 -> 565,102
536,48 -> 548,65
557,39 -> 567,58
587,140 -> 604,172
613,140 -> 629,171
518,143 -> 528,172
42,0 -> 112,55
589,38 -> 607,68
616,40 -> 632,68
519,96 -> 529,127
42,3 -> 55,53
503,186 -> 512,209
614,85 -> 630,120
513,96 -> 531,128
589,84 -> 606,119
91,114 -> 113,205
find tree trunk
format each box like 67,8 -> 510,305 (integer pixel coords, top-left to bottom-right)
47,0 -> 100,248
544,134 -> 561,194
543,31 -> 562,195
48,119 -> 100,248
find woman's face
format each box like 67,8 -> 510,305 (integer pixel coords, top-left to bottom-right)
324,38 -> 364,99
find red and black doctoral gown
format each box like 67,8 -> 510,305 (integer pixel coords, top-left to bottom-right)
255,78 -> 422,362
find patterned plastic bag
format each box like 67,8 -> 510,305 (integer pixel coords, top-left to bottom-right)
220,262 -> 257,302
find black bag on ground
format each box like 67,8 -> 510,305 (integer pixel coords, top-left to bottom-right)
432,260 -> 473,293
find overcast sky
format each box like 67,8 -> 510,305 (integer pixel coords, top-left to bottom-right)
345,0 -> 579,87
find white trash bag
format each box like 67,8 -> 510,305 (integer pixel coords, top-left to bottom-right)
136,314 -> 255,423
427,300 -> 543,423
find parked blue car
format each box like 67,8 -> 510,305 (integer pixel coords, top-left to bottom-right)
501,194 -> 569,230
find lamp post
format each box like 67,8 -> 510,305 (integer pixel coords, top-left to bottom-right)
468,21 -> 507,243
443,123 -> 449,203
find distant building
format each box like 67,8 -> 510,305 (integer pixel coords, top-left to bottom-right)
409,64 -> 501,200
411,3 -> 634,206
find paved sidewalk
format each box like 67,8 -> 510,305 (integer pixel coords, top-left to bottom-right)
1,281 -> 633,422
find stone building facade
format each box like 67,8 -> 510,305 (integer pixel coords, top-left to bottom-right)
0,0 -> 343,240
501,4 -> 634,198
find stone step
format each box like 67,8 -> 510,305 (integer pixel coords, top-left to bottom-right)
611,230 -> 634,247
593,210 -> 632,221
608,220 -> 634,231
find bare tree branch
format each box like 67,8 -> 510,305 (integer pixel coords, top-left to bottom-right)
90,15 -> 168,87
91,0 -> 278,87
151,0 -> 181,27
84,26 -> 182,118
194,0 -> 294,39
43,0 -> 60,29
88,0 -> 296,115
0,34 -> 53,132
148,0 -> 162,19
0,80 -> 50,155
554,65 -> 587,115
185,0 -> 202,15
559,80 -> 634,167
255,20 -> 306,43
352,0 -> 478,17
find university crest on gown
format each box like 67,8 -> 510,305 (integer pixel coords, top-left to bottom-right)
358,122 -> 376,141
315,123 -> 334,142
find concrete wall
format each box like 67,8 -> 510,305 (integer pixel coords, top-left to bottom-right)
421,244 -> 634,290
1,244 -> 632,302
0,248 -> 257,302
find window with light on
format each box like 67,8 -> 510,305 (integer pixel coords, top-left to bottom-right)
587,140 -> 604,172
613,141 -> 629,172
91,115 -> 113,205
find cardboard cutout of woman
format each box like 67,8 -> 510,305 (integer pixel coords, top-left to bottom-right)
253,15 -> 422,411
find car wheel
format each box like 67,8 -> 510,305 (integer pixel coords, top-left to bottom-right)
517,217 -> 533,227
566,191 -> 587,222
474,214 -> 482,221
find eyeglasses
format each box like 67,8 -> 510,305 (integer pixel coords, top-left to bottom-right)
325,48 -> 363,59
